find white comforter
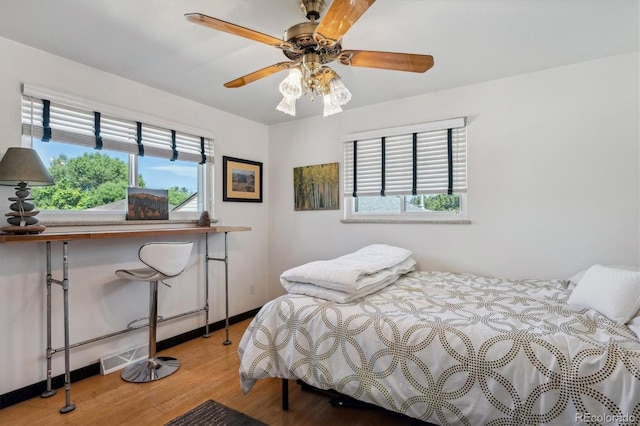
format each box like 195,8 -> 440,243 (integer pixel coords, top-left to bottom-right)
280,244 -> 416,302
239,271 -> 640,425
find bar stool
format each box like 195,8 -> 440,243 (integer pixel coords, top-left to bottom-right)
115,241 -> 194,383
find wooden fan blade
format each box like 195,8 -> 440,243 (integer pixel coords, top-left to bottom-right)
339,50 -> 434,73
185,13 -> 285,48
224,62 -> 293,88
314,0 -> 376,46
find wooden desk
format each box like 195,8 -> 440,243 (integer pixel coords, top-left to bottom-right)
0,226 -> 250,244
0,226 -> 250,413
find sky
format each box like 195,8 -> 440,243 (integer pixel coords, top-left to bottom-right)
34,140 -> 198,192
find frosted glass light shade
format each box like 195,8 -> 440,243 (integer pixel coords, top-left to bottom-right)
329,77 -> 352,106
276,96 -> 297,116
323,94 -> 342,117
278,68 -> 303,98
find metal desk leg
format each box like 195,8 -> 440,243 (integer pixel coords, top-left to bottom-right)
202,235 -> 211,338
222,232 -> 230,345
59,242 -> 75,413
40,242 -> 56,399
40,241 -> 75,413
206,231 -> 232,345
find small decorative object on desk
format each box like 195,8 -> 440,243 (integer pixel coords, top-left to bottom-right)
0,147 -> 55,234
198,211 -> 211,227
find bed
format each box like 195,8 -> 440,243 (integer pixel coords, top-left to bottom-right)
238,246 -> 640,425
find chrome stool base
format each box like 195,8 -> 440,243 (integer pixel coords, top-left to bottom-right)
116,242 -> 193,385
121,356 -> 180,383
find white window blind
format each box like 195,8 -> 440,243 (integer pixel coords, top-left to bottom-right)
344,118 -> 466,197
21,95 -> 213,164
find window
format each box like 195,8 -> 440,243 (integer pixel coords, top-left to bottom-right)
343,118 -> 467,222
20,85 -> 214,223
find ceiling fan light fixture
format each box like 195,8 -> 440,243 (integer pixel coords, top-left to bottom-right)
276,65 -> 351,116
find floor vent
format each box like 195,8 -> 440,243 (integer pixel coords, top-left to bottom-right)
99,345 -> 148,375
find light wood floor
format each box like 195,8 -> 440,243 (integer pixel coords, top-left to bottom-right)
0,318 -> 424,425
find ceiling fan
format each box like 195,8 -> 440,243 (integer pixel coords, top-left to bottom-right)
185,0 -> 434,116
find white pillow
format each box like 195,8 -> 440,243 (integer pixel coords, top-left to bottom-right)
567,264 -> 640,324
568,264 -> 639,284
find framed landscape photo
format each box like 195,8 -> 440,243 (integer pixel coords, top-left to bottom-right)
223,156 -> 263,202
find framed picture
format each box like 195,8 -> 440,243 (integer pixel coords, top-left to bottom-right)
223,156 -> 263,202
126,187 -> 169,220
293,162 -> 339,211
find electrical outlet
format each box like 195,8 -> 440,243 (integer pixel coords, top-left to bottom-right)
249,284 -> 255,295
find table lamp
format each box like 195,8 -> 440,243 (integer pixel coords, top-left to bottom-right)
0,147 -> 54,234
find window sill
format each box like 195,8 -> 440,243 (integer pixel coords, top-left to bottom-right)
341,219 -> 471,224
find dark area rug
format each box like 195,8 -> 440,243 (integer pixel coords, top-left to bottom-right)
165,399 -> 267,426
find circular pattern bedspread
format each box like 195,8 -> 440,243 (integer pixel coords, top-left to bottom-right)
239,271 -> 640,425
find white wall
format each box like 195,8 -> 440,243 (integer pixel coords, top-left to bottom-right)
267,52 -> 640,299
0,37 -> 269,394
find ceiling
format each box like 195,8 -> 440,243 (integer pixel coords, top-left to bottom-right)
0,0 -> 638,126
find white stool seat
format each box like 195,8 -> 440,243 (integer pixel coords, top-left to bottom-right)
116,267 -> 170,282
115,241 -> 193,383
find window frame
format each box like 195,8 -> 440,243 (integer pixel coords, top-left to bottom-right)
21,84 -> 215,225
343,193 -> 468,223
342,118 -> 469,224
